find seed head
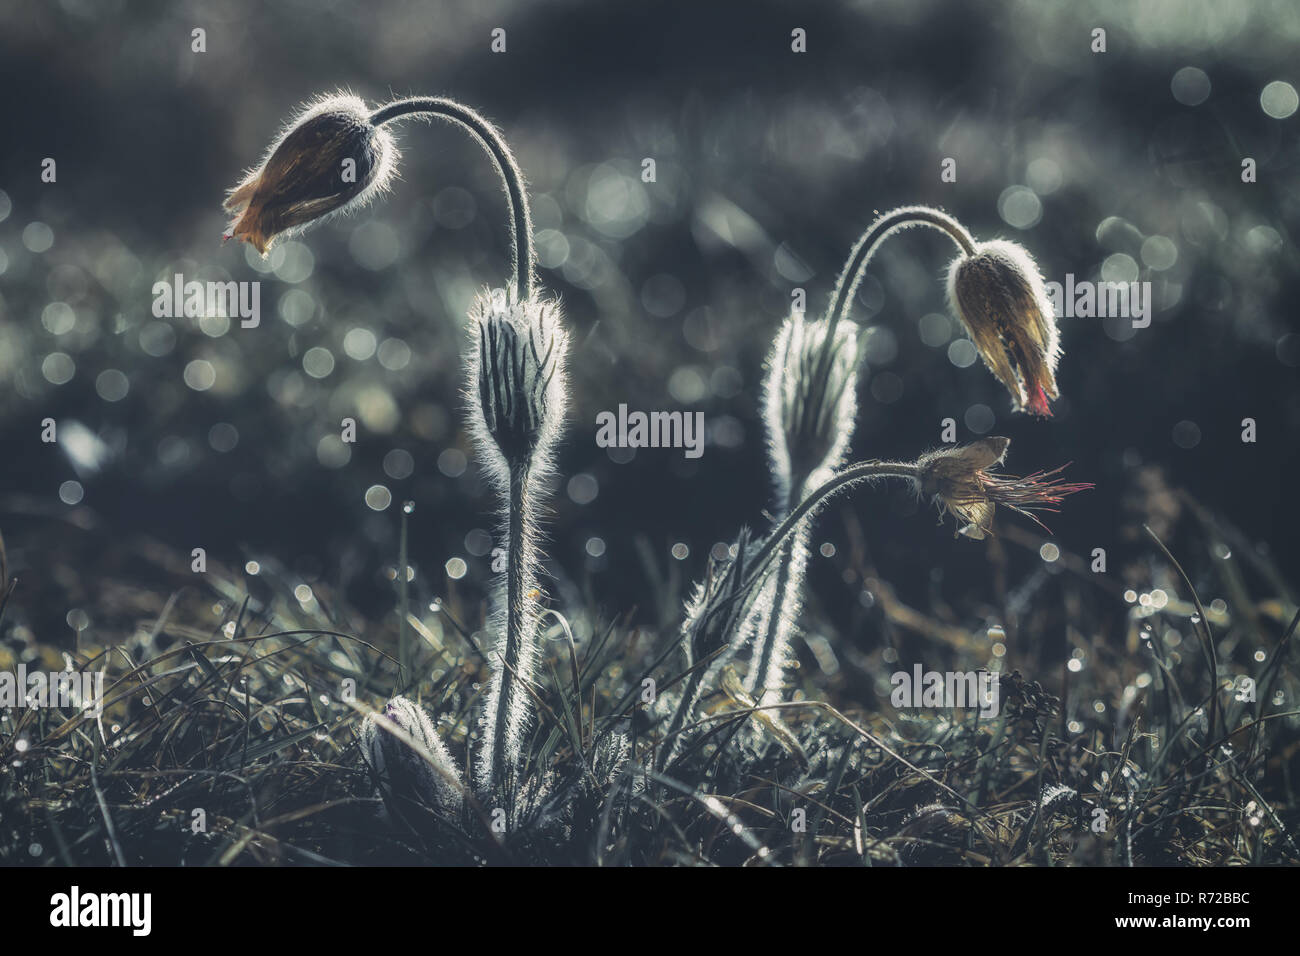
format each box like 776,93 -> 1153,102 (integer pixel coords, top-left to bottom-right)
946,240 -> 1061,417
223,93 -> 397,255
467,291 -> 568,479
915,437 -> 1092,539
763,313 -> 859,505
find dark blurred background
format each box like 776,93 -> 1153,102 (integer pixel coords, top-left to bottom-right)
0,0 -> 1297,654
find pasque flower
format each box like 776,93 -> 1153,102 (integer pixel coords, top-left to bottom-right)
819,206 -> 1064,417
466,290 -> 569,797
224,93 -> 397,255
736,314 -> 858,708
946,240 -> 1062,417
915,437 -> 1091,539
468,292 -> 568,479
764,313 -> 859,504
224,93 -> 537,304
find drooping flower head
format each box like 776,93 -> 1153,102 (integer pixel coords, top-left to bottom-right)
946,240 -> 1061,417
224,93 -> 397,255
763,313 -> 859,507
466,291 -> 569,481
915,437 -> 1091,539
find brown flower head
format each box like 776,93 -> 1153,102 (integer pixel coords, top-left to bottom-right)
946,239 -> 1061,417
223,93 -> 396,255
916,437 -> 1092,539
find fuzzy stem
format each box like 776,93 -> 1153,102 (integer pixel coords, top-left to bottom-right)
812,207 -> 976,411
481,460 -> 537,796
666,460 -> 917,765
370,97 -> 535,302
661,665 -> 706,771
744,460 -> 919,595
747,532 -> 801,701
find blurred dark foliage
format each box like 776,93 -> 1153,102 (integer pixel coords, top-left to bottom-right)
0,0 -> 1297,674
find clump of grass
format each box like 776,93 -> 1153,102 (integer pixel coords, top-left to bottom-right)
1,507 -> 1294,865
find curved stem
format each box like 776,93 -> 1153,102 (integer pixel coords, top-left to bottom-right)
669,459 -> 918,766
371,97 -> 535,302
799,207 -> 976,455
744,460 -> 919,594
824,205 -> 975,338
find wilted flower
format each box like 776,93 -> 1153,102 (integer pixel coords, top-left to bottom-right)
360,696 -> 462,822
763,313 -> 859,505
224,93 -> 396,255
946,239 -> 1061,417
915,437 -> 1091,538
467,291 -> 569,478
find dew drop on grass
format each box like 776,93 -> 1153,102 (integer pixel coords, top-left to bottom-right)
403,500 -> 415,515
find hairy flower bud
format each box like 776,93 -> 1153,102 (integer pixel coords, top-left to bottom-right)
946,240 -> 1061,417
467,291 -> 568,479
224,93 -> 396,255
763,313 -> 859,506
467,291 -> 569,796
360,696 -> 462,821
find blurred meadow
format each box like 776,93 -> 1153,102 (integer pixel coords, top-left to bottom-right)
0,0 -> 1297,865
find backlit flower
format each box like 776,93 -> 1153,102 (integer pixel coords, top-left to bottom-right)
947,240 -> 1061,417
915,437 -> 1091,538
223,93 -> 396,255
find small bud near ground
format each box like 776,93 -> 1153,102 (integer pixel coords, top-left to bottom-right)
360,696 -> 462,822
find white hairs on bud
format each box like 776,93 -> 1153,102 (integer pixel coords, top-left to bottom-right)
360,696 -> 462,817
465,290 -> 569,486
762,313 -> 859,509
735,313 -> 859,707
465,291 -> 569,797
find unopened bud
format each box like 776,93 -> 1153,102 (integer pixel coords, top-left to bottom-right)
946,240 -> 1061,417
